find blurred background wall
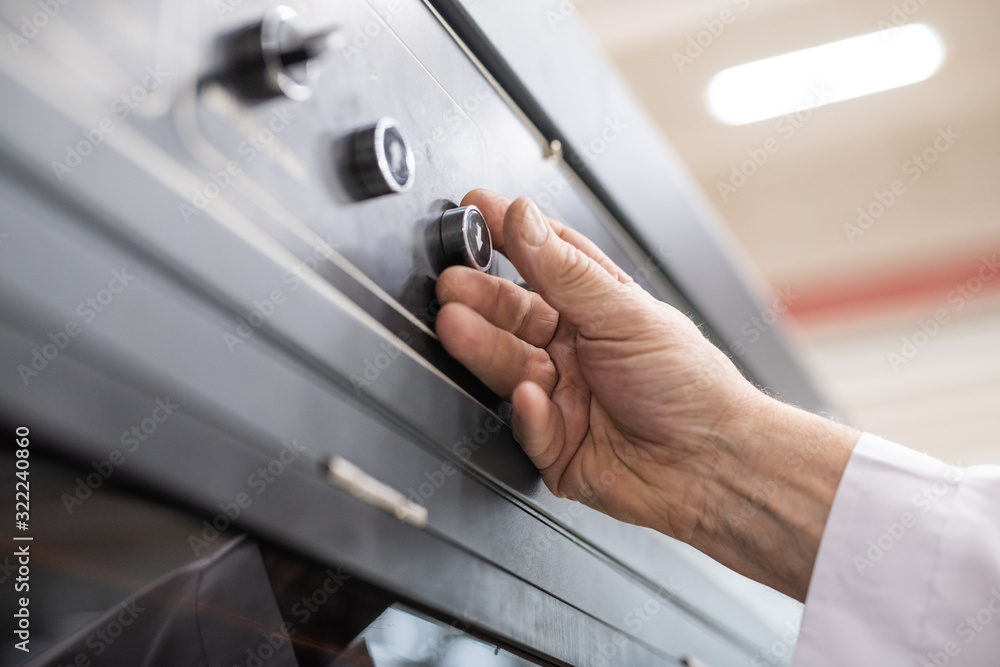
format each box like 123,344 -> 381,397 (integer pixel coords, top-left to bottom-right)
575,0 -> 1000,464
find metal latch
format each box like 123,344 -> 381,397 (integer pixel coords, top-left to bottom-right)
326,456 -> 429,528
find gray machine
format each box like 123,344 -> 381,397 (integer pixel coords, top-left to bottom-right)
0,0 -> 819,665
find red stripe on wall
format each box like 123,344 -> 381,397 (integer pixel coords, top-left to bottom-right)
786,251 -> 1000,323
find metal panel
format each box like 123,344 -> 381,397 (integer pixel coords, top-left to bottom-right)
0,0 -> 805,664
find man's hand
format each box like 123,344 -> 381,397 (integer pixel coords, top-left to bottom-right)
435,190 -> 859,602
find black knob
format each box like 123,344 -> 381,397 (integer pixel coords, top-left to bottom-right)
224,6 -> 330,101
437,205 -> 493,272
348,117 -> 415,199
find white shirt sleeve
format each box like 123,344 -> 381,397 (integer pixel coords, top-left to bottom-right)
793,432 -> 1000,666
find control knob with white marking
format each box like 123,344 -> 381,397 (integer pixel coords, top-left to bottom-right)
347,117 -> 415,199
223,5 -> 332,101
436,205 -> 493,273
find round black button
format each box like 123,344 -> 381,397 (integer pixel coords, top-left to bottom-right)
224,6 -> 327,101
438,205 -> 492,272
348,117 -> 415,199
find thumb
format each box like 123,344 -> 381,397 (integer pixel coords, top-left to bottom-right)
503,198 -> 629,330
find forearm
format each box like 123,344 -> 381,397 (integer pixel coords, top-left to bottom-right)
686,395 -> 860,602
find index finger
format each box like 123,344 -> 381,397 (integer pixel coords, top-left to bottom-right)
461,189 -> 635,285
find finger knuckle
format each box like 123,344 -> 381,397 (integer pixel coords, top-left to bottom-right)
559,247 -> 598,289
436,271 -> 463,303
510,291 -> 536,338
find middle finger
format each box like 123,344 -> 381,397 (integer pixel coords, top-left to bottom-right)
437,266 -> 559,349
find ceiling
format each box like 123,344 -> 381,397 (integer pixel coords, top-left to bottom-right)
575,0 -> 1000,463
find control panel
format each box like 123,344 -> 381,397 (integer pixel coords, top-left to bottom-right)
0,0 -> 803,664
1,0 -> 698,393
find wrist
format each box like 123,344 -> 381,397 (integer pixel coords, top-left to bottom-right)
691,392 -> 859,601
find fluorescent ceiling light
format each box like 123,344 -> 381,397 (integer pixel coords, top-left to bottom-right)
706,24 -> 946,126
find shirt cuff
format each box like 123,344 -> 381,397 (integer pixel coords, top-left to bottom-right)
793,432 -> 962,665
